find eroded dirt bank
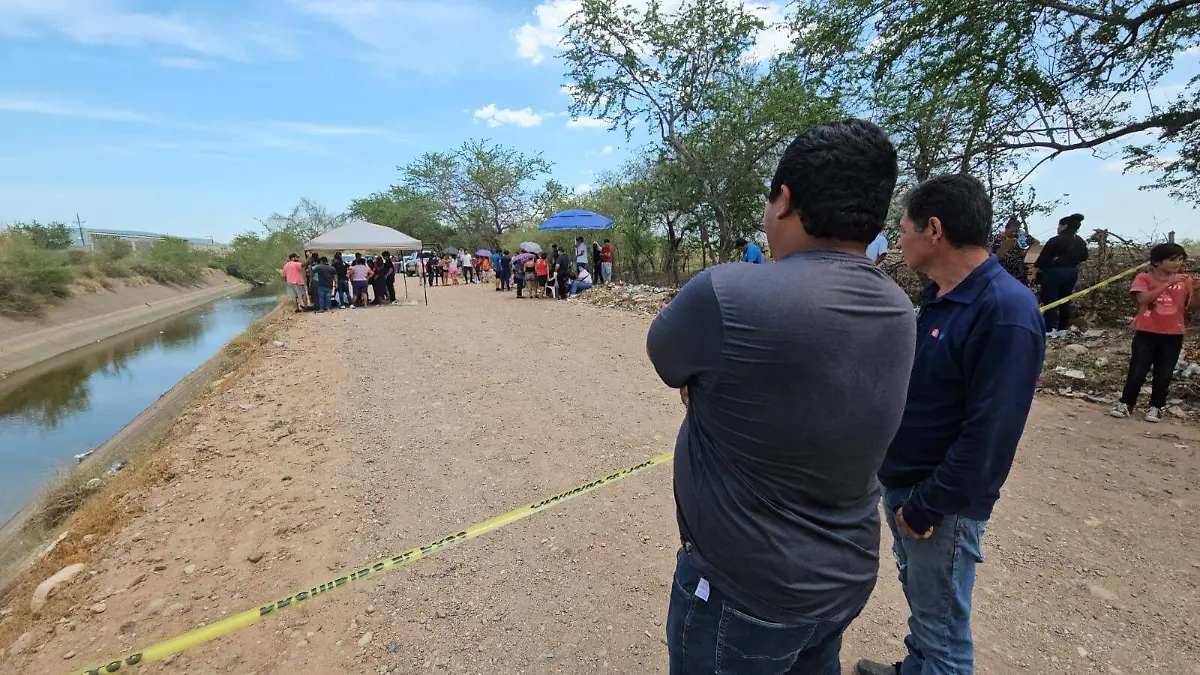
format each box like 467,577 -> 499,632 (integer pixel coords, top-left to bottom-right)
3,283 -> 1197,674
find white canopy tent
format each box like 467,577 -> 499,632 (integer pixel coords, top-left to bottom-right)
304,220 -> 427,305
303,220 -> 422,252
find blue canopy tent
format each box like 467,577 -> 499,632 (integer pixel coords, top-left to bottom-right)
537,209 -> 614,231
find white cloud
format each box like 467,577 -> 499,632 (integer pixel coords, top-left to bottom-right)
566,116 -> 610,129
0,97 -> 151,122
575,183 -> 593,193
602,144 -> 614,154
742,2 -> 791,63
295,0 -> 509,77
514,0 -> 577,65
0,0 -> 295,62
515,0 -> 790,65
153,56 -> 213,70
472,104 -> 545,128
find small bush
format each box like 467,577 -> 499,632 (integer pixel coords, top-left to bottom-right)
94,236 -> 133,262
129,238 -> 208,285
0,233 -> 75,316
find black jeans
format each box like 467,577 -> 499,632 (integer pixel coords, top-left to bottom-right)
464,266 -> 474,283
515,275 -> 525,297
386,278 -> 396,302
1038,266 -> 1079,331
1120,331 -> 1183,408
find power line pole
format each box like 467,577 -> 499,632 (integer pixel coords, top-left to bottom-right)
75,214 -> 87,248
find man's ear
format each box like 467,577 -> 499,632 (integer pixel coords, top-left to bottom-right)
925,216 -> 944,242
772,185 -> 793,221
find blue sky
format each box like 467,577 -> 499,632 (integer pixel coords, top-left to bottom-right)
0,0 -> 1195,244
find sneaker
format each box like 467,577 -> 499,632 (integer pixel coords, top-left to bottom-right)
1145,407 -> 1162,423
855,660 -> 900,675
1110,403 -> 1130,419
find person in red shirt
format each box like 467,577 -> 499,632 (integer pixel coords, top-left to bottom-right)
281,253 -> 308,312
1112,242 -> 1196,422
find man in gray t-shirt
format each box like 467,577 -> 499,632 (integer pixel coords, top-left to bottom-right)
648,119 -> 916,674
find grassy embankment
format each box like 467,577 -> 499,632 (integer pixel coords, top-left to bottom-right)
0,231 -> 223,318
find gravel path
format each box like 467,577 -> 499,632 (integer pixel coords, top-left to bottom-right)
7,282 -> 1199,674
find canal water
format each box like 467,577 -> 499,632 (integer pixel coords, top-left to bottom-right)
0,289 -> 278,523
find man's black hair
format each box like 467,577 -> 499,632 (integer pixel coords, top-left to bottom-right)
735,238 -> 748,247
319,256 -> 328,264
904,174 -> 993,248
603,238 -> 610,243
769,119 -> 898,244
288,253 -> 298,259
1150,242 -> 1187,264
576,236 -> 584,242
503,250 -> 510,255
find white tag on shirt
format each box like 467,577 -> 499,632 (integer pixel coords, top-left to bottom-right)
695,578 -> 710,602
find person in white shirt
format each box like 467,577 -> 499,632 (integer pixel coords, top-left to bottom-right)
570,266 -> 593,297
461,252 -> 474,284
575,236 -> 589,272
866,232 -> 888,264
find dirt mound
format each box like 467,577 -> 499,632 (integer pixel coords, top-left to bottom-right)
572,282 -> 678,315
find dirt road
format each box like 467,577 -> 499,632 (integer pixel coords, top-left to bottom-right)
7,282 -> 1199,674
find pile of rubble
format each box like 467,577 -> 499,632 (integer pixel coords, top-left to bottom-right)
571,282 -> 678,315
1041,328 -> 1200,419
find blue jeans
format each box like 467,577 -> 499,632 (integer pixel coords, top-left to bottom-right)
336,280 -> 350,307
316,286 -> 332,311
884,486 -> 987,675
569,280 -> 593,296
667,546 -> 858,675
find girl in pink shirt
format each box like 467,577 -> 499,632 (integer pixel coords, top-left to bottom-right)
1112,242 -> 1196,422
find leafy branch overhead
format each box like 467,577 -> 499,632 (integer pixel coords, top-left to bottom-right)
798,0 -> 1200,203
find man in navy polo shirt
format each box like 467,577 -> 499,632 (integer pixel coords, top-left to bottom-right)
857,175 -> 1045,675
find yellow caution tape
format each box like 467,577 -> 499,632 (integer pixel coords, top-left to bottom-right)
73,452 -> 674,675
1038,263 -> 1146,313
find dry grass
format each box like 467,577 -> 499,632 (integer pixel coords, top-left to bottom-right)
0,301 -> 288,649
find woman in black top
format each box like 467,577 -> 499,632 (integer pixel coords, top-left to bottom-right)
378,250 -> 396,304
591,242 -> 602,283
1034,213 -> 1089,338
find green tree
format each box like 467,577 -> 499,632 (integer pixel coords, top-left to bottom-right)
348,187 -> 456,246
8,220 -> 73,249
402,139 -> 552,248
260,198 -> 344,241
809,0 -> 1200,204
562,0 -> 839,262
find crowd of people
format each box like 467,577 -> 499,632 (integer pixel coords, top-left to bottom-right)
415,237 -> 614,300
281,251 -> 402,312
